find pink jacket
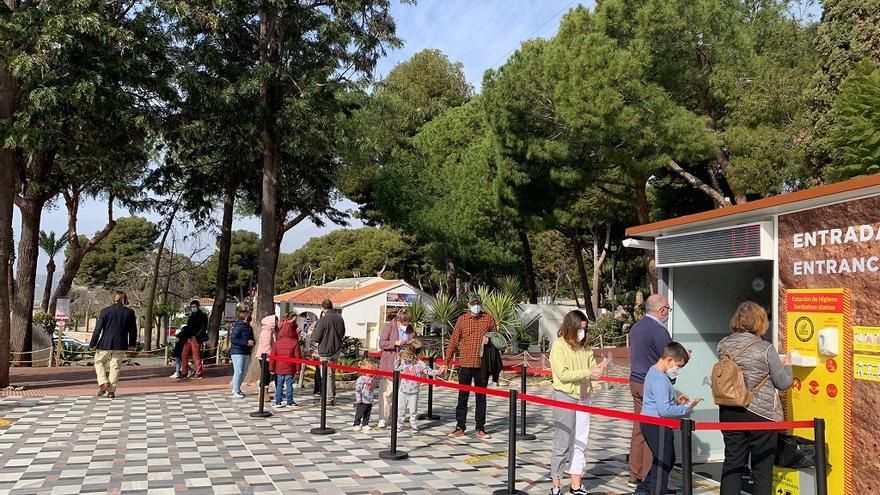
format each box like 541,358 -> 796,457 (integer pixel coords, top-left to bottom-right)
256,315 -> 277,357
378,318 -> 414,372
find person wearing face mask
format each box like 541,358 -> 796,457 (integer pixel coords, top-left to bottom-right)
394,346 -> 440,432
548,310 -> 607,495
181,300 -> 208,379
229,310 -> 256,398
376,309 -> 414,429
627,294 -> 673,487
441,293 -> 497,438
636,342 -> 700,495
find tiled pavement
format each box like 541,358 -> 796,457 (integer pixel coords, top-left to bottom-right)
0,379 -> 721,495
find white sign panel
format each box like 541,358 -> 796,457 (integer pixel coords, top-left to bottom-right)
224,302 -> 237,322
55,298 -> 71,321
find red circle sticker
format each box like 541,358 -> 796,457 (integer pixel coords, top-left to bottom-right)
793,378 -> 802,391
827,384 -> 838,398
809,380 -> 820,395
826,359 -> 838,373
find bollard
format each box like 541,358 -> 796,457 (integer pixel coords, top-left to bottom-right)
517,365 -> 535,441
418,356 -> 440,421
249,354 -> 273,418
492,390 -> 527,495
379,370 -> 409,460
814,418 -> 827,495
309,361 -> 336,435
680,418 -> 695,495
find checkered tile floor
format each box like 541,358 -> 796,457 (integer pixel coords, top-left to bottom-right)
0,380 -> 720,494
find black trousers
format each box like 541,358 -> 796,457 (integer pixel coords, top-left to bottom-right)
638,423 -> 675,495
354,403 -> 373,426
312,365 -> 322,395
455,366 -> 487,431
719,406 -> 778,495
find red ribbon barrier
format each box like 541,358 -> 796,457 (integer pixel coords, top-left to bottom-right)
269,355 -> 322,367
328,362 -> 394,378
519,392 -> 682,429
694,420 -> 815,431
395,373 -> 511,399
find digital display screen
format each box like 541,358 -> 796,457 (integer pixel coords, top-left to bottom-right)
656,224 -> 763,266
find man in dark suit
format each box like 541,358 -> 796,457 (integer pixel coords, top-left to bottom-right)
181,300 -> 208,379
628,294 -> 672,487
90,291 -> 138,398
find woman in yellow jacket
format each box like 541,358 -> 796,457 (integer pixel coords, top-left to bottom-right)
549,310 -> 607,495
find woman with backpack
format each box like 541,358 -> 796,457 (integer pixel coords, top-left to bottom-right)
715,301 -> 792,495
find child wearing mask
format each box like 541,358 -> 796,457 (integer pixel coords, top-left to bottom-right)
395,346 -> 440,432
353,360 -> 380,431
635,342 -> 701,495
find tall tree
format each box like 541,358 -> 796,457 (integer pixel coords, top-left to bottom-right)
826,60 -> 880,179
77,217 -> 161,288
37,230 -> 69,313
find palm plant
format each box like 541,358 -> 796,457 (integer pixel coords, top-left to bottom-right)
407,297 -> 429,334
428,292 -> 463,352
38,230 -> 70,313
496,275 -> 524,302
476,285 -> 522,342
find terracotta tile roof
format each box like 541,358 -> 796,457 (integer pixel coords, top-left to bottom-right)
274,279 -> 405,307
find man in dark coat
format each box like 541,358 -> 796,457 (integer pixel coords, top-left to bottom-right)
90,290 -> 138,398
181,299 -> 208,379
312,299 -> 346,404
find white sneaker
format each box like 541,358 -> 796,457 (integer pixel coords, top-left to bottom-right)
410,426 -> 419,433
361,425 -> 372,431
352,425 -> 362,432
272,403 -> 286,409
232,392 -> 245,398
169,372 -> 179,379
377,419 -> 387,429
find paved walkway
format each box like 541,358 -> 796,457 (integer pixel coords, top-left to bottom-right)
0,375 -> 723,495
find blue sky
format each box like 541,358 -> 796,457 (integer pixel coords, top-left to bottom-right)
24,0 -> 821,274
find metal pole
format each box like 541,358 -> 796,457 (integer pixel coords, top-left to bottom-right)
309,361 -> 335,434
419,356 -> 440,420
379,370 -> 409,460
164,345 -> 169,366
517,365 -> 535,441
680,419 -> 695,495
249,353 -> 272,418
492,390 -> 526,495
814,418 -> 827,495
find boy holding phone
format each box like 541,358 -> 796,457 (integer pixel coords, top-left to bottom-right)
636,342 -> 701,495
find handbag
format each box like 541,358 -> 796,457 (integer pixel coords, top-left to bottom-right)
489,331 -> 509,351
775,434 -> 823,469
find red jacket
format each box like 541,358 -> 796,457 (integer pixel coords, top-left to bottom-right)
269,321 -> 302,375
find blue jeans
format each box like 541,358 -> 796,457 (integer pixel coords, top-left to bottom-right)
175,357 -> 182,374
231,354 -> 250,394
275,374 -> 295,405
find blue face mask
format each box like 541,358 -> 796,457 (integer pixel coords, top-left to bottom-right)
470,304 -> 481,314
403,359 -> 412,365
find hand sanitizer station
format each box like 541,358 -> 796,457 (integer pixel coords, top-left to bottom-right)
625,175 -> 880,494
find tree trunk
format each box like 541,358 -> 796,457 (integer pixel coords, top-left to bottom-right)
444,247 -> 455,296
665,159 -> 730,207
632,178 -> 658,292
11,196 -> 47,364
517,228 -> 538,304
143,205 -> 179,350
209,180 -> 236,350
159,234 -> 176,347
249,0 -> 282,384
590,225 -> 610,318
565,274 -> 581,309
50,190 -> 115,315
40,260 -> 55,313
0,88 -> 15,384
564,230 -> 596,321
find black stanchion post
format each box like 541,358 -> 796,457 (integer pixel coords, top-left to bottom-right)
517,364 -> 535,441
814,418 -> 827,495
249,353 -> 273,418
418,356 -> 440,421
309,360 -> 335,435
379,370 -> 409,460
493,390 -> 526,495
680,418 -> 695,495
363,350 -> 369,360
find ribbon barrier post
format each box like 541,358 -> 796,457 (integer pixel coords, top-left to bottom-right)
517,364 -> 536,441
249,353 -> 273,419
492,389 -> 527,495
418,356 -> 440,421
814,417 -> 827,495
309,360 -> 336,435
379,370 -> 409,460
680,418 -> 695,495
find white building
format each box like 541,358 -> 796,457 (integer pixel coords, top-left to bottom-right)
274,277 -> 432,349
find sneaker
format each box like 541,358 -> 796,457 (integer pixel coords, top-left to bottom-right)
232,392 -> 246,398
628,475 -> 641,487
272,403 -> 286,409
194,374 -> 204,380
377,419 -> 387,429
475,430 -> 491,439
97,383 -> 109,397
107,392 -> 116,399
569,486 -> 589,495
449,427 -> 465,438
361,425 -> 372,431
169,372 -> 180,379
550,487 -> 561,495
287,402 -> 297,407
352,425 -> 362,432
410,426 -> 419,433
187,371 -> 195,378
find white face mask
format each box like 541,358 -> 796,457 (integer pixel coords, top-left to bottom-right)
398,324 -> 408,333
577,329 -> 586,342
470,304 -> 481,315
666,366 -> 682,380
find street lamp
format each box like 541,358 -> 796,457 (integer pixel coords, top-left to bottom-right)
609,244 -> 620,315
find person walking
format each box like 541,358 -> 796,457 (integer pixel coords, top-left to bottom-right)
269,315 -> 302,409
229,310 -> 255,398
549,310 -> 607,495
377,309 -> 414,428
89,291 -> 138,398
312,299 -> 346,405
441,293 -> 496,438
181,300 -> 208,379
717,302 -> 793,495
627,294 -> 673,487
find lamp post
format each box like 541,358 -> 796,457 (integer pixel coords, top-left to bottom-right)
609,244 -> 619,315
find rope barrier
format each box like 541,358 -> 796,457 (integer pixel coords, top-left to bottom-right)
694,420 -> 815,431
10,346 -> 54,355
519,392 -> 681,428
